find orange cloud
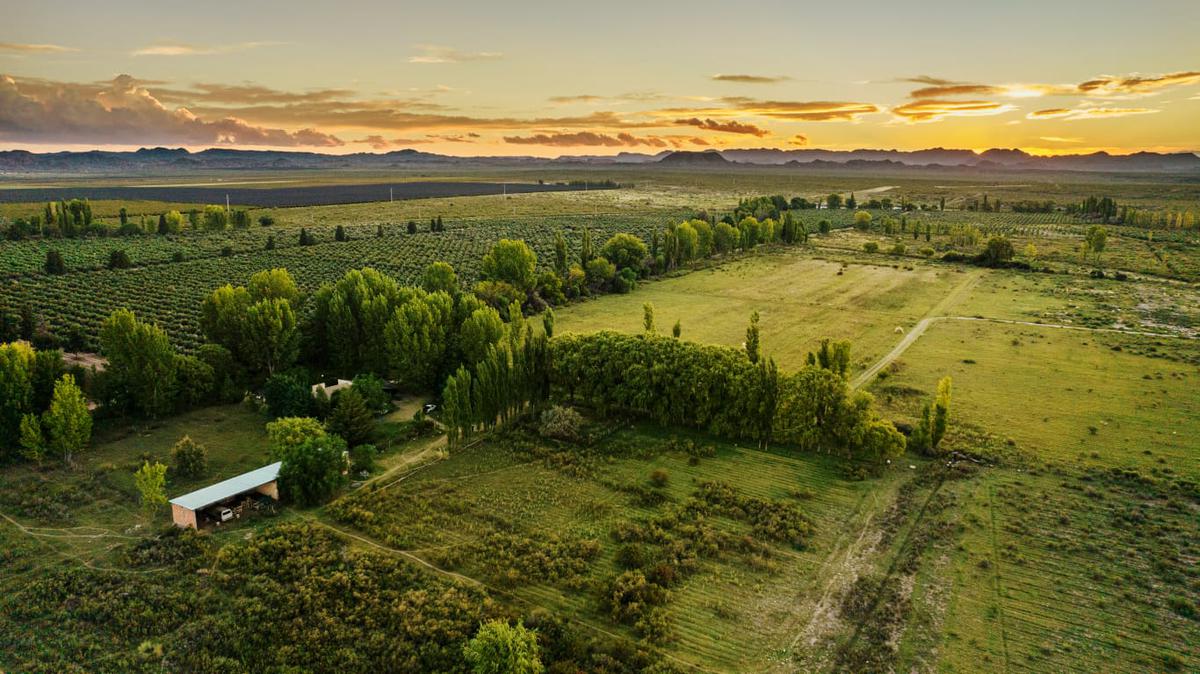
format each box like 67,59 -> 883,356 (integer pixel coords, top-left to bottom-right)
1027,106 -> 1160,121
0,42 -> 77,54
1077,71 -> 1200,96
408,44 -> 502,64
503,132 -> 670,147
0,74 -> 343,146
673,117 -> 769,136
131,42 -> 284,57
788,133 -> 809,146
892,99 -> 1016,122
712,74 -> 790,84
662,98 -> 879,122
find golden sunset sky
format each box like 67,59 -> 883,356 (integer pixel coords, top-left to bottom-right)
2,0 -> 1198,156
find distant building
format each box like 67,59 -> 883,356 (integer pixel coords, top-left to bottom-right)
311,379 -> 353,397
169,462 -> 281,529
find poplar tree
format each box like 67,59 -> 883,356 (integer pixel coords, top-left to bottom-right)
745,311 -> 761,363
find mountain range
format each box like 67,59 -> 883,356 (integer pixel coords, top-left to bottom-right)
0,146 -> 1197,174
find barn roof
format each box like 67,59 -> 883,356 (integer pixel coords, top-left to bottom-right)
169,462 -> 282,511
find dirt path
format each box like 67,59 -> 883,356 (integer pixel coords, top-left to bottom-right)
851,271 -> 982,390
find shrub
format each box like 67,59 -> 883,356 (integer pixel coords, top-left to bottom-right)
890,243 -> 906,256
648,469 -> 669,488
539,405 -> 583,442
863,242 -> 879,253
170,435 -> 207,478
919,247 -> 935,257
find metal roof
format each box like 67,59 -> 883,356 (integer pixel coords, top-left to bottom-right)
169,462 -> 282,511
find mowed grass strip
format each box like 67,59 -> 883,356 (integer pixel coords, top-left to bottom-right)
555,253 -> 966,373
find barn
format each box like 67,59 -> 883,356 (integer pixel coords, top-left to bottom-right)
169,462 -> 282,529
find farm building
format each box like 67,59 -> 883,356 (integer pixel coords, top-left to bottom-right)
169,462 -> 282,529
311,379 -> 353,397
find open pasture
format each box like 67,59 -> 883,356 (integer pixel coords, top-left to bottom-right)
555,252 -> 972,374
872,318 -> 1200,480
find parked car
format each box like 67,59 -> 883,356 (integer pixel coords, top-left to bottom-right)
208,506 -> 234,524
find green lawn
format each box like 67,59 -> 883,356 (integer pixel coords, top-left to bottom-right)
872,319 -> 1200,480
554,252 -> 970,373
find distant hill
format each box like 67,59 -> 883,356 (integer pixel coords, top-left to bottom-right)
0,146 -> 1196,174
657,150 -> 731,166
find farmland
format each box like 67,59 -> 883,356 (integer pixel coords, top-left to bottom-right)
0,180 -> 602,207
1,168 -> 1198,673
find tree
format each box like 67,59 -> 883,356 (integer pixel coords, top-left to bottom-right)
553,230 -> 569,276
134,461 -> 168,518
643,303 -> 655,333
0,341 -> 35,456
853,211 -> 873,231
247,268 -> 300,305
264,373 -> 312,418
579,226 -> 594,265
672,320 -> 681,338
99,310 -> 178,417
807,339 -> 851,379
979,236 -> 1014,267
351,373 -> 391,413
745,311 -> 761,363
459,307 -> 506,365
266,416 -> 327,457
171,435 -> 208,478
174,354 -> 215,410
601,233 -> 649,274
44,250 -> 66,275
481,239 -> 538,292
41,374 -> 91,464
1085,225 -> 1107,266
18,414 -> 44,464
307,268 -> 412,375
276,434 -> 348,506
327,388 -> 375,448
712,222 -> 737,254
108,249 -> 132,269
242,298 -> 300,376
827,193 -> 843,209
385,290 -> 454,389
932,376 -> 951,449
462,620 -> 544,674
422,261 -> 459,295
846,192 -> 857,210
542,307 -> 555,339
584,257 -> 616,291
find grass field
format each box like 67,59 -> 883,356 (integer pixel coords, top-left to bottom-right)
871,318 -> 1200,481
555,252 -> 975,374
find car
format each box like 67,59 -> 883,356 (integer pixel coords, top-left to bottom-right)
208,506 -> 234,524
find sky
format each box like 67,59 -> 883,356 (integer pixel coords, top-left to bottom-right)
2,0 -> 1199,157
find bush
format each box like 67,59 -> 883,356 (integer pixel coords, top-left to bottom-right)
919,247 -> 935,257
890,243 -> 906,256
539,405 -> 583,442
171,435 -> 208,478
612,267 -> 638,294
349,443 -> 377,475
863,242 -> 879,253
648,469 -> 669,488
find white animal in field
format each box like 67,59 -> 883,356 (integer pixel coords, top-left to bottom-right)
894,326 -> 905,334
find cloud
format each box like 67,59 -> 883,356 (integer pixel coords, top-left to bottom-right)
0,74 -> 343,147
891,99 -> 1017,122
908,84 -> 1005,98
1077,71 -> 1200,97
355,135 -> 433,149
503,131 -> 671,147
673,117 -> 769,136
1038,136 -> 1083,143
788,133 -> 809,146
408,44 -> 502,64
0,42 -> 78,54
661,98 -> 879,122
1027,106 -> 1160,121
549,94 -> 606,104
426,132 -> 478,143
154,82 -> 356,105
712,74 -> 790,84
131,41 -> 283,57
899,75 -> 968,86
